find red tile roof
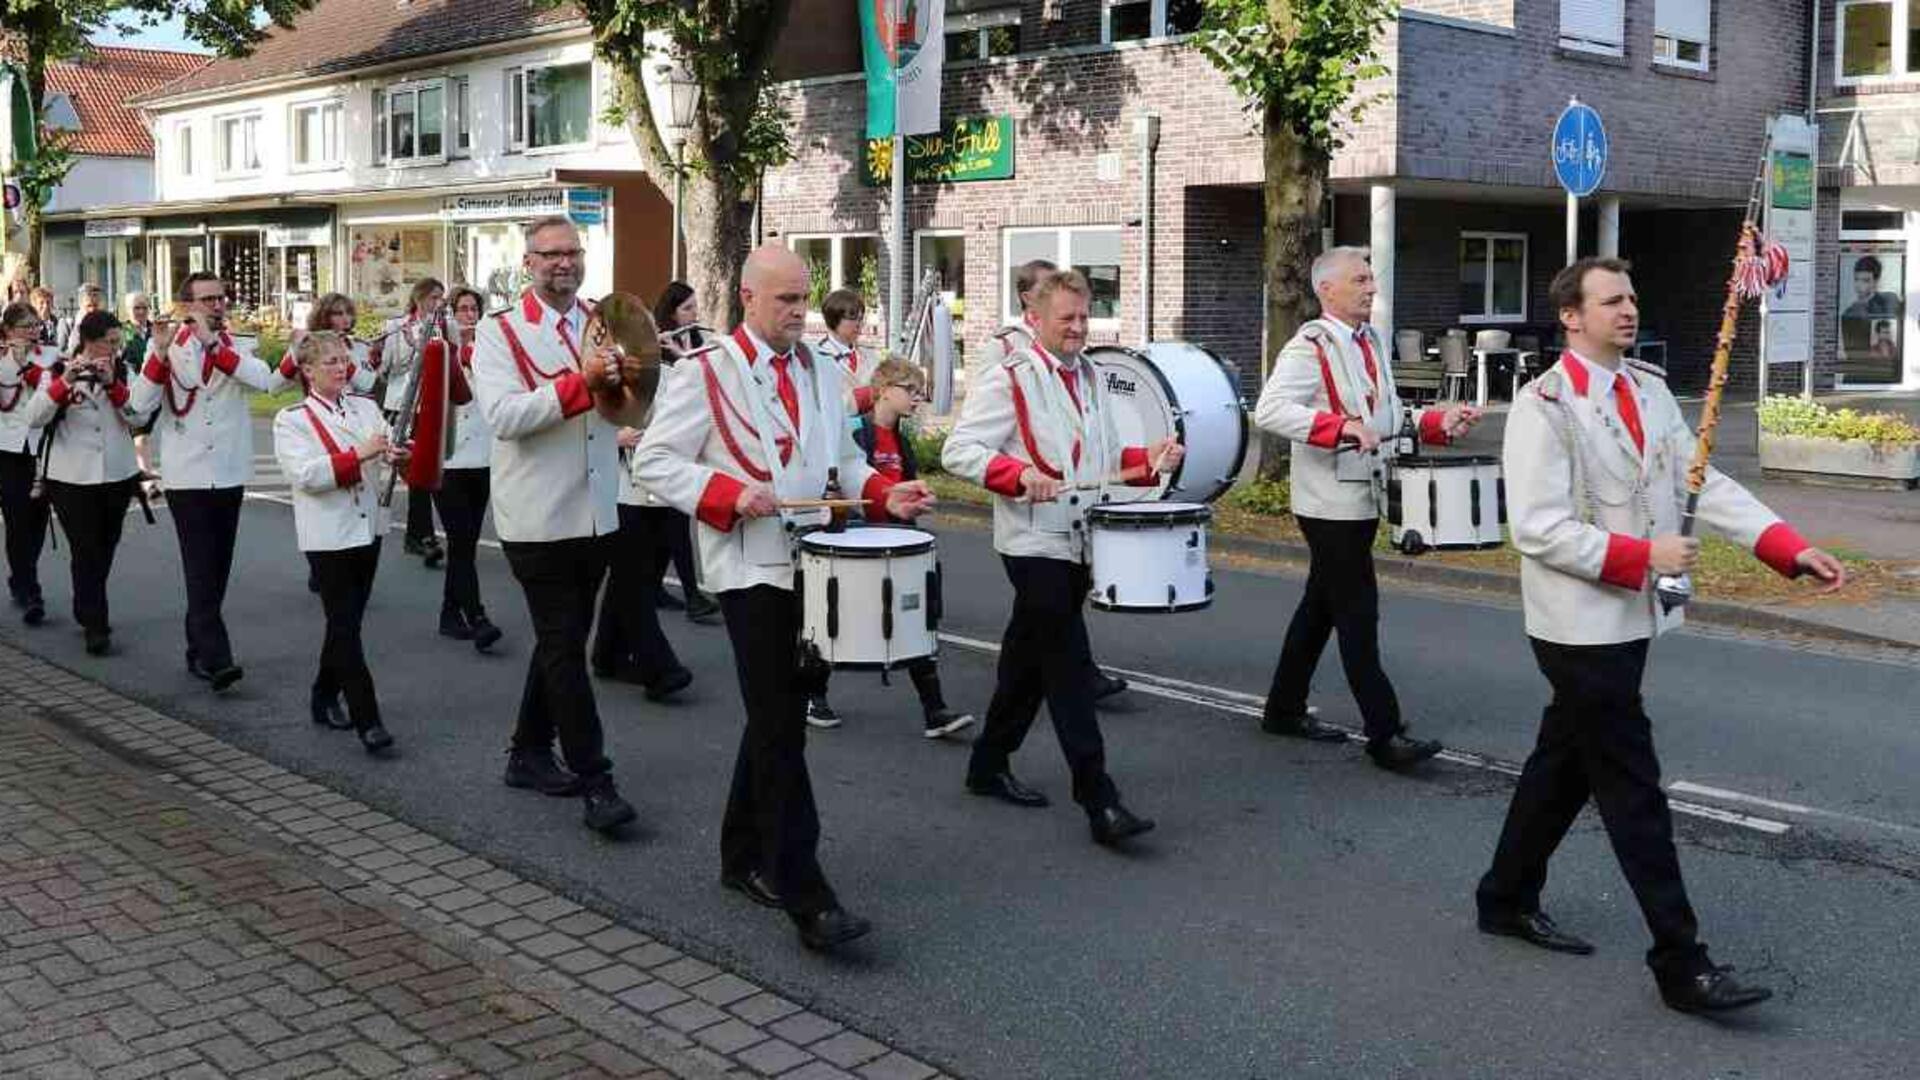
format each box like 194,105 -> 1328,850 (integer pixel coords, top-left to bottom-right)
46,46 -> 210,158
137,0 -> 587,104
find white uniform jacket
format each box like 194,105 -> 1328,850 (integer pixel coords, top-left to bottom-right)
1254,317 -> 1452,521
942,340 -> 1155,563
986,320 -> 1034,364
24,370 -> 146,484
444,340 -> 493,471
272,393 -> 390,552
1506,353 -> 1809,645
633,325 -> 888,594
814,334 -> 877,415
130,326 -> 274,489
0,345 -> 59,455
472,290 -> 619,543
276,332 -> 378,397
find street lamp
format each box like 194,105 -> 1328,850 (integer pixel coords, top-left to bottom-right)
655,55 -> 701,281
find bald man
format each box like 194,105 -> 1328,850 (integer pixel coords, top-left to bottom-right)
636,244 -> 934,951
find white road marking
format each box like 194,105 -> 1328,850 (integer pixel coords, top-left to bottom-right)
1669,780 -> 1920,837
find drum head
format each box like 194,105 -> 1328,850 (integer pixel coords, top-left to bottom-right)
1087,346 -> 1177,499
799,526 -> 937,557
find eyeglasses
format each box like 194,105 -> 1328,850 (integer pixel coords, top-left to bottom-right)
890,384 -> 927,401
190,294 -> 227,304
529,248 -> 585,262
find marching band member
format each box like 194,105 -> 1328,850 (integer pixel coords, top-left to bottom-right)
433,287 -> 502,652
634,243 -> 935,951
590,419 -> 693,700
25,311 -> 150,656
814,288 -> 877,418
118,293 -> 162,501
1253,247 -> 1480,770
130,272 -> 277,692
280,293 -> 380,396
381,278 -> 448,569
472,216 -> 637,835
272,330 -> 403,754
1476,257 -> 1844,1012
650,282 -> 719,624
1,302 -> 54,625
941,269 -> 1180,846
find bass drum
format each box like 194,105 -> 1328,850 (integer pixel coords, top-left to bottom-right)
1087,342 -> 1249,504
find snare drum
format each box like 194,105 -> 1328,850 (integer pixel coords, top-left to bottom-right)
1088,343 -> 1249,504
1385,455 -> 1505,554
1087,502 -> 1213,613
796,526 -> 941,669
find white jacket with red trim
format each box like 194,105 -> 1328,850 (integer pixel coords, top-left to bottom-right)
444,340 -> 493,471
23,367 -> 145,485
941,341 -> 1155,563
471,291 -> 619,543
129,328 -> 276,489
272,393 -> 391,552
632,325 -> 886,594
1255,317 -> 1452,521
0,344 -> 59,455
1507,354 -> 1806,644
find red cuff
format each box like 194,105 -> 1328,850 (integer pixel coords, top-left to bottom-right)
853,385 -> 876,415
330,450 -> 363,488
1307,411 -> 1346,449
46,377 -> 71,406
697,473 -> 746,531
279,355 -> 299,380
554,372 -> 593,418
1120,446 -> 1156,486
22,365 -> 42,388
983,454 -> 1028,498
1753,521 -> 1810,579
107,384 -> 130,408
1599,533 -> 1651,591
141,355 -> 168,384
208,346 -> 239,376
862,473 -> 893,522
1419,409 -> 1452,446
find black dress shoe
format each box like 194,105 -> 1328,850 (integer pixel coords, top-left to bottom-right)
581,776 -> 637,833
644,666 -> 693,702
469,614 -> 502,652
685,592 -> 721,625
1368,734 -> 1442,772
439,607 -> 475,640
186,652 -> 212,681
22,596 -> 46,626
1088,803 -> 1156,846
1092,671 -> 1129,701
503,749 -> 582,796
793,907 -> 872,951
208,664 -> 243,692
721,869 -> 784,909
1261,710 -> 1348,742
654,587 -> 686,611
419,537 -> 445,569
358,724 -> 395,754
83,628 -> 111,656
310,693 -> 353,730
1659,966 -> 1774,1014
966,771 -> 1050,807
1478,910 -> 1595,956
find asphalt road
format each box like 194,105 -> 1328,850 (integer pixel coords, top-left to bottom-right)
3,439 -> 1917,1079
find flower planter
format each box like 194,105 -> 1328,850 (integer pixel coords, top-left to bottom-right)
1758,432 -> 1920,490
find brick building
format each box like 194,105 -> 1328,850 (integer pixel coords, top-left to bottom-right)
761,0 -> 1814,395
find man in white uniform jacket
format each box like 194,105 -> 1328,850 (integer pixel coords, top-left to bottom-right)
635,244 -> 934,952
472,216 -> 636,836
130,272 -> 276,692
941,269 -> 1180,847
1475,257 -> 1845,1013
1254,246 -> 1481,770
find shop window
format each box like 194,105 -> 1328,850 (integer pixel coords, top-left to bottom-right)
946,9 -> 1021,61
788,234 -> 881,313
916,231 -> 966,316
507,62 -> 593,152
383,80 -> 447,166
291,100 -> 342,170
1560,0 -> 1625,56
349,225 -> 446,317
216,232 -> 264,314
1459,232 -> 1528,324
215,113 -> 261,176
1002,226 -> 1123,323
1652,0 -> 1709,71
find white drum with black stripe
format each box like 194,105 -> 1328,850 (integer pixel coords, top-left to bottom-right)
1088,502 -> 1213,613
1087,343 -> 1249,503
1386,455 -> 1505,555
797,526 -> 941,669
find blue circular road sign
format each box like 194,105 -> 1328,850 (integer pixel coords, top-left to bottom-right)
1551,101 -> 1609,198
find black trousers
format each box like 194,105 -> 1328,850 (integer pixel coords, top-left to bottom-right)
432,467 -> 490,617
591,504 -> 683,681
718,585 -> 835,914
503,535 -> 612,781
166,486 -> 244,668
1477,638 -> 1707,979
662,508 -> 699,600
967,555 -> 1116,809
1266,515 -> 1402,741
0,448 -> 48,600
45,478 -> 133,633
307,542 -> 382,731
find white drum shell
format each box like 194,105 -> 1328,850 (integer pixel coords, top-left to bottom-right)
1088,343 -> 1248,504
1088,503 -> 1213,613
1387,457 -> 1506,552
798,529 -> 940,669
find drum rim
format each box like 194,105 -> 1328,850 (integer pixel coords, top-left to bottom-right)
797,530 -> 938,558
1088,502 -> 1213,526
1088,595 -> 1215,613
1089,341 -> 1249,504
1088,343 -> 1188,499
1392,454 -> 1501,468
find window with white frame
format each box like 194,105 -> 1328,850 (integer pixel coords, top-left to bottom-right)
1102,0 -> 1201,43
1560,0 -> 1625,56
506,62 -> 593,152
945,8 -> 1021,61
1834,1 -> 1920,83
788,234 -> 881,309
1002,226 -> 1123,323
215,113 -> 261,176
290,100 -> 342,169
916,230 -> 966,311
382,79 -> 447,165
1459,232 -> 1528,323
175,121 -> 195,177
452,76 -> 472,157
1653,0 -> 1710,70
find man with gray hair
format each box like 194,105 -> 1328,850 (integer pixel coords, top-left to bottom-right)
1252,246 -> 1482,770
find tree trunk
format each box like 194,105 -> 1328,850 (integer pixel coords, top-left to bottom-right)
21,44 -> 48,287
679,163 -> 752,330
1257,107 -> 1330,481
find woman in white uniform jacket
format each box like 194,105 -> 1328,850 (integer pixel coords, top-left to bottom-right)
1,302 -> 57,623
272,331 -> 405,754
379,279 -> 446,565
433,287 -> 502,651
25,311 -> 150,655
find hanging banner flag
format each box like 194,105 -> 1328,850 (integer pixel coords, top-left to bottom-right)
859,0 -> 896,139
860,0 -> 944,139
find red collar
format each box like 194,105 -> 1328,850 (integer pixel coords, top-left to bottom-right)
519,289 -> 587,330
1558,351 -> 1632,398
730,325 -> 807,369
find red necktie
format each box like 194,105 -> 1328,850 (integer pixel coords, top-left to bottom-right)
1355,331 -> 1380,413
1058,367 -> 1082,413
556,314 -> 578,360
770,353 -> 801,430
1614,376 -> 1645,454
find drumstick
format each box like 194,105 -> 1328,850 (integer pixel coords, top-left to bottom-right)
778,498 -> 869,510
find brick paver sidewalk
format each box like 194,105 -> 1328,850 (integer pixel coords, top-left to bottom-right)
0,642 -> 948,1080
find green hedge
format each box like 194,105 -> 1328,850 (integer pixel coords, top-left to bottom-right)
1758,395 -> 1920,446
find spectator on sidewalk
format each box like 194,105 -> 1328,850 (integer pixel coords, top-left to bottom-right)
650,281 -> 720,625
28,286 -> 65,350
62,285 -> 106,355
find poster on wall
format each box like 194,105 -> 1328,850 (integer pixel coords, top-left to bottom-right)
350,226 -> 441,314
1837,244 -> 1904,383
